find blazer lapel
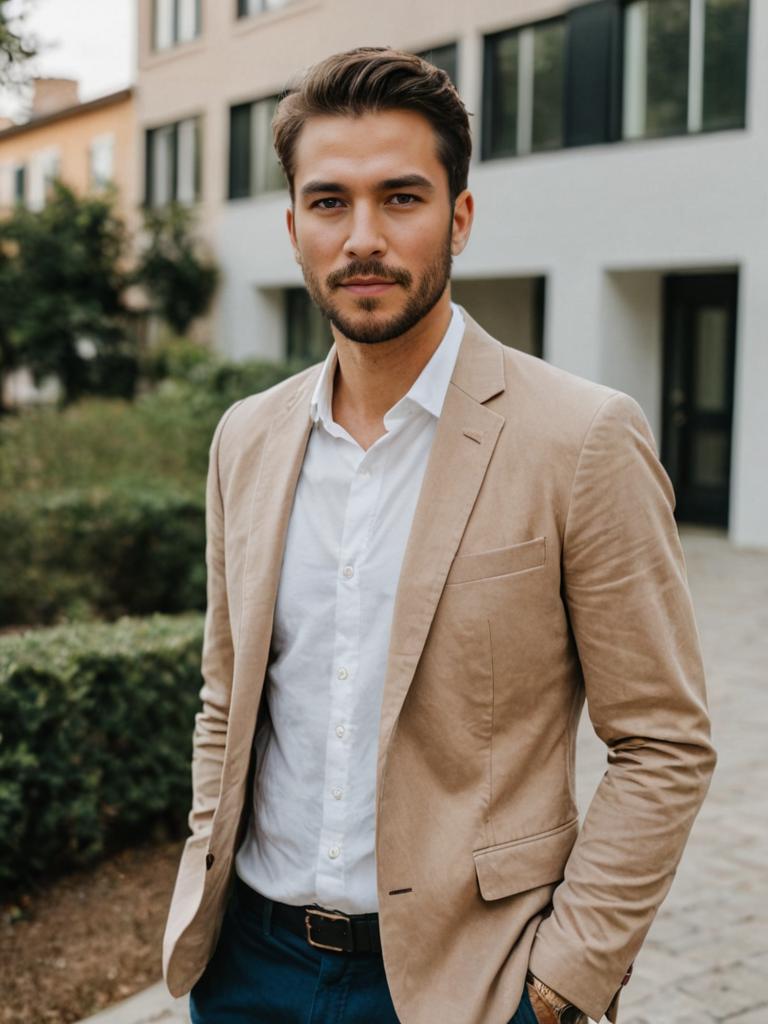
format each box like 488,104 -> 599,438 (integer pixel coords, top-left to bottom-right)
229,370 -> 320,734
376,315 -> 506,786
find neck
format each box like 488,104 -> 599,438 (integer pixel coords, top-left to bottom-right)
331,290 -> 453,427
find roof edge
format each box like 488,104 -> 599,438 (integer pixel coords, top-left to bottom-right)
0,86 -> 134,142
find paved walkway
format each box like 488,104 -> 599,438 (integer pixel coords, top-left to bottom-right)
80,527 -> 768,1023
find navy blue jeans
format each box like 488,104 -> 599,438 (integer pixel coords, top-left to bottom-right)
189,881 -> 538,1023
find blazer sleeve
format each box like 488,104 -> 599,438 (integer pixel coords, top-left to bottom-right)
187,400 -> 243,838
527,391 -> 717,1022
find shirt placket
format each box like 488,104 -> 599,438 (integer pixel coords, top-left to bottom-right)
315,443 -> 384,907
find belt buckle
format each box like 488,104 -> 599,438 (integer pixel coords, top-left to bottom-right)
304,907 -> 351,952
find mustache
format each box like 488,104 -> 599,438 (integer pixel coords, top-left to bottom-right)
327,260 -> 413,289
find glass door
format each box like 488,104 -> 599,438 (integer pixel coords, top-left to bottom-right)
662,273 -> 737,526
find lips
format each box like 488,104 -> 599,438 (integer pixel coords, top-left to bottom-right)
341,278 -> 397,296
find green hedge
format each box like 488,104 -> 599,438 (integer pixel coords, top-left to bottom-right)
0,359 -> 301,499
0,484 -> 206,626
0,358 -> 302,627
0,613 -> 205,893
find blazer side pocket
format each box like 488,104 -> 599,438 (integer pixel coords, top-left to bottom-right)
446,536 -> 546,586
472,817 -> 578,901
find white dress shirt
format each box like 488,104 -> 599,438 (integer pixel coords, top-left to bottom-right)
235,303 -> 466,914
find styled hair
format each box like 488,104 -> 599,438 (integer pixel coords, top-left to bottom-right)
272,47 -> 472,202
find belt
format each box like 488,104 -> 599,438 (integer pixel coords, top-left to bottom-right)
235,877 -> 382,954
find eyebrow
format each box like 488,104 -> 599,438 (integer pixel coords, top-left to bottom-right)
299,174 -> 436,198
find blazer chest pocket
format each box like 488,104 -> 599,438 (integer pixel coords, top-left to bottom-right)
445,536 -> 546,586
472,817 -> 578,901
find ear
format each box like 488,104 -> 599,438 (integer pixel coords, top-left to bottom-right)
450,189 -> 474,257
286,206 -> 302,264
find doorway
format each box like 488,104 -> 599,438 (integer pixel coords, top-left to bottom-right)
662,273 -> 738,527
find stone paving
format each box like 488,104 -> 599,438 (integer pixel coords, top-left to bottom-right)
79,527 -> 768,1023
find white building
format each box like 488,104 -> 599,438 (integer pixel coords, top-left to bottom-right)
136,0 -> 766,549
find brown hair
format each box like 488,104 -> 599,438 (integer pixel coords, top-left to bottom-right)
272,47 -> 472,202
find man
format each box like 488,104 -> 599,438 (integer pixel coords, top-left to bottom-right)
162,48 -> 716,1024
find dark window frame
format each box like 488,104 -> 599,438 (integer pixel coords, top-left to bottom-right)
482,14 -> 566,161
236,0 -> 291,18
13,165 -> 26,205
414,41 -> 460,87
481,0 -> 749,163
152,0 -> 202,51
619,0 -> 751,140
144,115 -> 202,207
228,94 -> 285,200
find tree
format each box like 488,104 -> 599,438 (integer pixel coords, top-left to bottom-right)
0,223 -> 24,413
4,181 -> 135,405
134,202 -> 218,337
0,0 -> 36,91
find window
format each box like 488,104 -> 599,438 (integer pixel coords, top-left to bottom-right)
14,165 -> 26,205
145,116 -> 201,206
483,18 -> 566,159
153,0 -> 201,50
702,0 -> 749,130
531,21 -> 565,151
26,149 -> 60,211
90,133 -> 115,190
416,42 -> 459,87
229,96 -> 285,199
286,288 -> 332,364
622,0 -> 749,139
622,0 -> 689,138
237,0 -> 291,17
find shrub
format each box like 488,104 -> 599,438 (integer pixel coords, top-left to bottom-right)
0,356 -> 303,626
0,613 -> 205,894
0,483 -> 206,627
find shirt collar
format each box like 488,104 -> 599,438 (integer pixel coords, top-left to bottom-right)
310,302 -> 465,428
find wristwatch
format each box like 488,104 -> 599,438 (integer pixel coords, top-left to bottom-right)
527,972 -> 588,1024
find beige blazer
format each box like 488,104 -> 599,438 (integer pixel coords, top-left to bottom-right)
162,313 -> 715,1023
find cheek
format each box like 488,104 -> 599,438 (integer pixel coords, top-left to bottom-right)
295,217 -> 339,263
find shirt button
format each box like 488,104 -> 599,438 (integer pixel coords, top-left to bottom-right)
328,845 -> 340,859
342,565 -> 354,578
331,787 -> 343,800
337,666 -> 349,680
335,724 -> 346,738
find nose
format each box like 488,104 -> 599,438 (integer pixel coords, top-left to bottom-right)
342,203 -> 387,261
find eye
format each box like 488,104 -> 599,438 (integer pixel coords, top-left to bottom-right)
311,197 -> 345,210
388,193 -> 420,206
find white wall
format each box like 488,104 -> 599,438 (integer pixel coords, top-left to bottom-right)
137,0 -> 768,547
600,271 -> 663,442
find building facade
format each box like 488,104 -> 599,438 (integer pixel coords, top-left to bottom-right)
0,80 -> 137,227
135,0 -> 766,550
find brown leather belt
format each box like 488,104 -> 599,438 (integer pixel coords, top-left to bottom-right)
235,876 -> 382,954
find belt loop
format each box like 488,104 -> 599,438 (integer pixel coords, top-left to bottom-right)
261,894 -> 273,934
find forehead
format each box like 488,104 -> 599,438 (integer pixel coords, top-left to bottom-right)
292,108 -> 447,191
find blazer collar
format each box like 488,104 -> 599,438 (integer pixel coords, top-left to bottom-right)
286,304 -> 506,415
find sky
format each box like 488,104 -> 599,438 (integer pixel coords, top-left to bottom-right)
0,0 -> 135,121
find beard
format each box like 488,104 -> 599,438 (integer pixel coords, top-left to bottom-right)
300,229 -> 453,345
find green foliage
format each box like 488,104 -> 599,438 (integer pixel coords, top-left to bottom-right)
0,222 -> 23,411
0,484 -> 206,627
134,203 -> 218,336
139,333 -> 218,386
0,182 -> 135,405
0,0 -> 36,90
0,613 -> 204,893
0,357 -> 299,626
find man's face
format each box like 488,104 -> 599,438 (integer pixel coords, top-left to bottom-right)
287,108 -> 473,345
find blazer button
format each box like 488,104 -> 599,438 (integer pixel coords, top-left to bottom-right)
205,852 -> 215,870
